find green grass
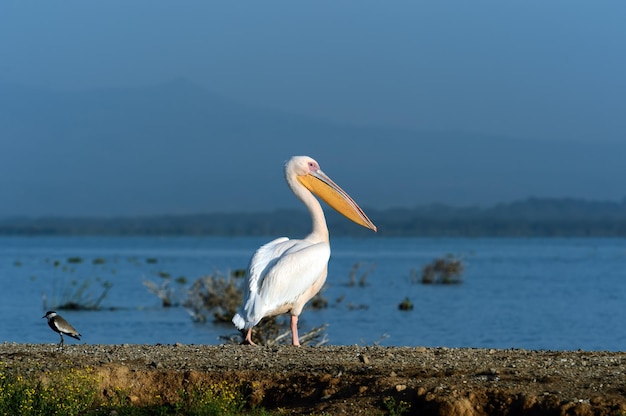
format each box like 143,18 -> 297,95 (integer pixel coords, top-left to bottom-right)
0,365 -> 272,416
0,365 -> 98,415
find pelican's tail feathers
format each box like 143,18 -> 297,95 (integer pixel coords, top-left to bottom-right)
232,292 -> 264,330
232,313 -> 246,330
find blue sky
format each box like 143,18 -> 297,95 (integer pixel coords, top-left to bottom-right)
2,1 -> 624,142
1,2 -> 625,216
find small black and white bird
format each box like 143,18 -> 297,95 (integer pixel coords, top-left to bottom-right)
42,311 -> 81,348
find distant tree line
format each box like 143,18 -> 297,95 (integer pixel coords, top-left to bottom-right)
2,197 -> 626,237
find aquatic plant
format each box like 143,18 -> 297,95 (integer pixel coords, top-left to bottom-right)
184,270 -> 243,323
67,257 -> 83,264
155,270 -> 329,346
143,278 -> 176,307
40,255 -> 115,311
143,274 -> 188,308
413,255 -> 464,284
398,297 -> 413,311
347,262 -> 376,287
367,333 -> 390,346
44,277 -> 113,311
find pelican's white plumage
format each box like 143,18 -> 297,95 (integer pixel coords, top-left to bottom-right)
232,156 -> 376,346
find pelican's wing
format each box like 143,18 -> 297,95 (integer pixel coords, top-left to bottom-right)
233,237 -> 294,329
258,240 -> 330,314
246,237 -> 292,296
233,238 -> 330,329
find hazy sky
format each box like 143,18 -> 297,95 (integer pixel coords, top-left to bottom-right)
2,1 -> 625,143
1,2 -> 626,217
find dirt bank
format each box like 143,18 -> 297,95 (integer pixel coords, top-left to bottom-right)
1,343 -> 625,415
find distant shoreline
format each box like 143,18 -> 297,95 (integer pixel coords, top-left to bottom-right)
2,197 -> 626,237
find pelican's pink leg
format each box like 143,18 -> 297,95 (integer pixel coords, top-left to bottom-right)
244,328 -> 257,346
291,315 -> 301,346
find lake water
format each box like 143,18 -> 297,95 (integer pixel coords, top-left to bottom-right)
1,236 -> 624,351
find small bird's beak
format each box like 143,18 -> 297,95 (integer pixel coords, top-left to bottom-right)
297,169 -> 377,231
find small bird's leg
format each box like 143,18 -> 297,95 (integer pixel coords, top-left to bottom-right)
290,315 -> 300,346
243,328 -> 257,346
58,334 -> 64,349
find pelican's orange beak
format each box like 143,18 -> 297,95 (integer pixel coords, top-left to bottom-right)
298,170 -> 377,232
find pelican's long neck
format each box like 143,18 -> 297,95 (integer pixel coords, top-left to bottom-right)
287,174 -> 329,243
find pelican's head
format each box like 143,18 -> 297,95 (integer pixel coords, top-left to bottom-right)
286,156 -> 377,232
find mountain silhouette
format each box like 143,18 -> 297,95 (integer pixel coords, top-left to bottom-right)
1,79 -> 624,217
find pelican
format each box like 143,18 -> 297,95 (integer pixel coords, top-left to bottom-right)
232,156 -> 377,346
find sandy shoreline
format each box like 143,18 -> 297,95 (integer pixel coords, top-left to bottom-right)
1,343 -> 625,415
